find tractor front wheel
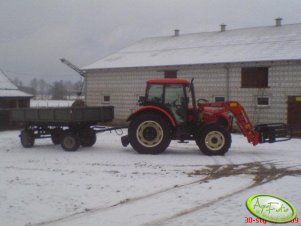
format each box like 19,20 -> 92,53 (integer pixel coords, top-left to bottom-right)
196,124 -> 231,156
128,114 -> 171,154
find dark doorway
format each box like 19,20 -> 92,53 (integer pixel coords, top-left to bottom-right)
287,96 -> 301,135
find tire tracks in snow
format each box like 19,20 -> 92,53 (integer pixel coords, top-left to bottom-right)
145,162 -> 301,226
33,162 -> 301,226
33,174 -> 214,226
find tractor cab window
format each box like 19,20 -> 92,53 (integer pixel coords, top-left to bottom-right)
146,84 -> 163,104
164,84 -> 187,123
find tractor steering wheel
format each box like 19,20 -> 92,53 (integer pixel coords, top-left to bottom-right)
197,98 -> 209,104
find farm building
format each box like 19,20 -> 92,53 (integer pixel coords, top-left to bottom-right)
82,18 -> 301,133
0,70 -> 32,129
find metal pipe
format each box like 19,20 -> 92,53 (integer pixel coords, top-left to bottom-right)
225,65 -> 230,100
84,75 -> 87,103
220,24 -> 226,32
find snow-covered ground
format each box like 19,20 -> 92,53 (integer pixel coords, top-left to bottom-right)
0,130 -> 300,226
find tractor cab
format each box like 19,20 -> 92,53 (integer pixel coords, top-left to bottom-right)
143,79 -> 191,124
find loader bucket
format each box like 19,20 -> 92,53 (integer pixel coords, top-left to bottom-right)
255,123 -> 292,143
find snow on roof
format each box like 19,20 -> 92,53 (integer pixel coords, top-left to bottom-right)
0,89 -> 32,97
83,23 -> 301,70
0,70 -> 32,97
0,70 -> 18,90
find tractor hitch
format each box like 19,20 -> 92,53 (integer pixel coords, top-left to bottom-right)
255,123 -> 292,144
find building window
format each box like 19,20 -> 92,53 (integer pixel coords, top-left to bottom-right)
103,95 -> 110,102
241,67 -> 268,88
214,96 -> 225,102
257,96 -> 270,107
164,70 -> 177,78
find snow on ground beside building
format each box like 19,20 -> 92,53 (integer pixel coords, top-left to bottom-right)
0,130 -> 300,226
30,100 -> 74,107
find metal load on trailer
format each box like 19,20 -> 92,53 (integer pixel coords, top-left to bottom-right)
11,106 -> 114,124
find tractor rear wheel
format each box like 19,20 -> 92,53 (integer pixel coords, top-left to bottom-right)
196,124 -> 231,156
128,114 -> 171,154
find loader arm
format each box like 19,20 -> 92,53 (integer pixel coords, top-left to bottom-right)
200,101 -> 291,145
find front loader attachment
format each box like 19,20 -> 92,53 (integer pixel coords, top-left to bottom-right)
255,123 -> 292,144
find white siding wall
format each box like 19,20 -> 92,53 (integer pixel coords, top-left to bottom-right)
178,63 -> 301,125
86,69 -> 163,119
86,62 -> 301,124
229,63 -> 301,125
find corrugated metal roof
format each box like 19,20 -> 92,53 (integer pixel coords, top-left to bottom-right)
0,70 -> 32,97
83,23 -> 301,70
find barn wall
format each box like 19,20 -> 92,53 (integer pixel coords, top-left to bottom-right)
178,62 -> 301,125
86,69 -> 163,119
86,61 -> 301,125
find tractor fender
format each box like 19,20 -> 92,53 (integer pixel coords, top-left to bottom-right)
217,114 -> 232,130
203,112 -> 232,130
127,106 -> 177,127
198,121 -> 232,135
198,122 -> 217,131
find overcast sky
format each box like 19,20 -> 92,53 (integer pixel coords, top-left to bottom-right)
1,0 -> 301,83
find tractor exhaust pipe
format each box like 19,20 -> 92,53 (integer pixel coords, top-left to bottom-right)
189,78 -> 200,122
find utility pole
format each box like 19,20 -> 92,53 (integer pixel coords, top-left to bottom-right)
60,58 -> 86,100
60,58 -> 86,77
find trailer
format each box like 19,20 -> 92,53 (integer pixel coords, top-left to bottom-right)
10,106 -> 116,151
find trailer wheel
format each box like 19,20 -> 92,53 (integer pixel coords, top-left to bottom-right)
195,124 -> 231,156
128,114 -> 171,154
51,129 -> 63,145
61,132 -> 80,152
80,128 -> 96,147
20,130 -> 35,148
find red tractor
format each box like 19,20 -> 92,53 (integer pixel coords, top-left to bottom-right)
121,78 -> 291,155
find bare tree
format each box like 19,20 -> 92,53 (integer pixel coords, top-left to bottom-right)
12,78 -> 23,87
29,78 -> 38,96
63,80 -> 73,100
73,80 -> 84,96
38,79 -> 47,99
51,80 -> 67,100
